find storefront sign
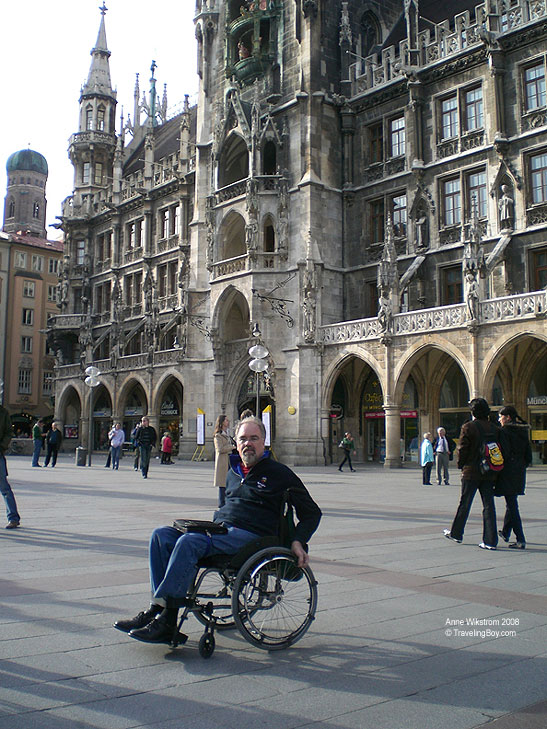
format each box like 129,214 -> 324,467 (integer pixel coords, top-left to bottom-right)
124,407 -> 143,416
531,430 -> 547,441
160,400 -> 179,416
527,396 -> 547,406
364,410 -> 418,419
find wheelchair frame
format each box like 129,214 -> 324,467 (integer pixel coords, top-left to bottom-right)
171,538 -> 318,658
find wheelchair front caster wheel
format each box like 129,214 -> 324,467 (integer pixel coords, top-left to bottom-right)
198,632 -> 215,658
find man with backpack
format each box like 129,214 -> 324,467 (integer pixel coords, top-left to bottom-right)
443,398 -> 502,550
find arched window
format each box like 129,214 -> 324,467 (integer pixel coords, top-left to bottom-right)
360,11 -> 381,70
33,202 -> 40,219
85,105 -> 93,130
263,140 -> 277,175
97,106 -> 105,131
8,199 -> 15,218
219,212 -> 246,260
218,135 -> 249,187
263,217 -> 275,252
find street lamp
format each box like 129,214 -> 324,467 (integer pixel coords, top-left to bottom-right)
248,325 -> 269,417
84,366 -> 101,466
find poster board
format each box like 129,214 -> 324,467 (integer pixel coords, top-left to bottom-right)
196,408 -> 205,445
262,405 -> 272,447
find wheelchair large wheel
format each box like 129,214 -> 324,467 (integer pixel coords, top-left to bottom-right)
193,569 -> 236,631
232,547 -> 317,651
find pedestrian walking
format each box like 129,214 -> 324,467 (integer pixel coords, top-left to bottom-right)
338,432 -> 356,472
130,423 -> 141,470
433,427 -> 451,484
496,406 -> 532,550
44,422 -> 63,467
135,416 -> 156,479
443,398 -> 500,550
161,432 -> 173,464
420,432 -> 434,485
213,414 -> 233,507
0,404 -> 20,529
108,422 -> 125,470
31,418 -> 44,467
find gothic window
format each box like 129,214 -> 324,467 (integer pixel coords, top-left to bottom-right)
159,209 -> 169,239
464,87 -> 484,131
389,116 -> 405,158
441,266 -> 462,305
369,198 -> 385,243
219,212 -> 246,260
85,106 -> 93,130
391,194 -> 407,237
263,140 -> 277,174
33,202 -> 40,218
8,199 -> 15,218
94,162 -> 103,185
218,135 -> 249,187
531,247 -> 547,289
158,264 -> 168,298
530,151 -> 547,203
75,239 -> 85,265
97,106 -> 105,131
82,162 -> 91,185
467,169 -> 487,219
360,11 -> 381,68
368,122 -> 383,164
441,95 -> 459,140
263,217 -> 275,252
170,205 -> 180,236
524,61 -> 546,111
442,177 -> 461,226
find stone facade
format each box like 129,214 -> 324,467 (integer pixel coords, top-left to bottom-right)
49,1 -> 547,467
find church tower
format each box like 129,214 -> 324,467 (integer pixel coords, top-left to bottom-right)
68,3 -> 117,211
3,149 -> 48,237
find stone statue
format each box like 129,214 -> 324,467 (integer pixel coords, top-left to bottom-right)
378,291 -> 393,333
465,271 -> 479,321
415,213 -> 428,249
498,184 -> 514,230
302,291 -> 316,342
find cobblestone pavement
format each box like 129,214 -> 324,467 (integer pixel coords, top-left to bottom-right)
1,454 -> 546,728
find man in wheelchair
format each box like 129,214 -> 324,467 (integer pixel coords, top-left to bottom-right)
114,416 -> 322,645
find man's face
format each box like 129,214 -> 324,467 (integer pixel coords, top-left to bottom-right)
439,428 -> 445,437
236,421 -> 265,467
142,418 -> 149,426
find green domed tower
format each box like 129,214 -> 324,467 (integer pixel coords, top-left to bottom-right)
3,148 -> 48,237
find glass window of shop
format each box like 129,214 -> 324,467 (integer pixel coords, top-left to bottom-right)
438,361 -> 470,444
528,361 -> 547,464
159,382 -> 183,456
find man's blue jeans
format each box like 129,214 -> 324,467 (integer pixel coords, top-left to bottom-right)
0,454 -> 20,524
32,438 -> 42,466
149,525 -> 259,602
111,445 -> 121,469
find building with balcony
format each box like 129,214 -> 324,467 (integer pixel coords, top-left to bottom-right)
50,1 -> 547,466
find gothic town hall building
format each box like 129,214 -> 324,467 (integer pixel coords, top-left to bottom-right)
49,0 -> 547,467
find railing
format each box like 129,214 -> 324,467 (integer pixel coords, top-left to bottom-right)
394,304 -> 466,334
49,314 -> 84,329
481,290 -> 546,321
215,180 -> 247,204
321,317 -> 380,343
211,254 -> 247,278
351,0 -> 547,96
320,290 -> 546,345
157,236 -> 179,253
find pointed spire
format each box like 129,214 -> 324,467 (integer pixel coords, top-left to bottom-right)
81,4 -> 115,99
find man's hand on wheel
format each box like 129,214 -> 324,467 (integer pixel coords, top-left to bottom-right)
291,540 -> 309,568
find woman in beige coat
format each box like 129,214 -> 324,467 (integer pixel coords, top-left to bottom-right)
213,414 -> 232,507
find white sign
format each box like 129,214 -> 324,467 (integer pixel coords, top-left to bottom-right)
262,407 -> 271,447
196,409 -> 205,445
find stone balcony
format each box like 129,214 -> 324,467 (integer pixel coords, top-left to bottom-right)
320,290 -> 547,345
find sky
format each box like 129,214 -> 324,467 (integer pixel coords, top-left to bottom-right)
1,1 -> 199,239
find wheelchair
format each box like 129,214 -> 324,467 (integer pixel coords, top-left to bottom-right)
170,534 -> 318,659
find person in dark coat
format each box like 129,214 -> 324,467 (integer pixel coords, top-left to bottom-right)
443,398 -> 500,550
496,405 -> 532,550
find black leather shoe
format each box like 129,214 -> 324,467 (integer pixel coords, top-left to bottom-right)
129,614 -> 188,644
508,542 -> 525,550
113,605 -> 162,633
498,530 -> 509,543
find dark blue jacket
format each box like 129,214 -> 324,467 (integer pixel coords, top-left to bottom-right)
214,453 -> 321,545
